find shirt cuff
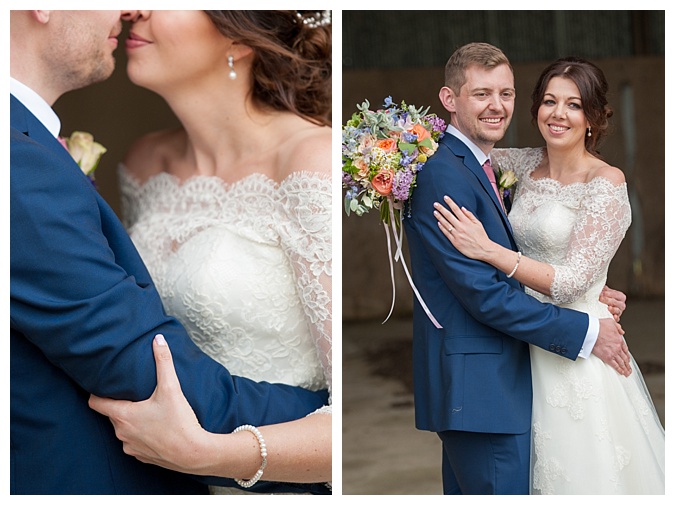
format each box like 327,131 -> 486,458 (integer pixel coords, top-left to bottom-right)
578,315 -> 599,359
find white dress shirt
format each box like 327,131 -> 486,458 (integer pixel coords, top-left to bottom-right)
10,77 -> 61,138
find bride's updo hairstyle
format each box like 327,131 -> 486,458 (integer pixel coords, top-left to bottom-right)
531,56 -> 613,157
204,10 -> 331,126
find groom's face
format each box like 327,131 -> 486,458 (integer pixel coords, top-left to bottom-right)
448,64 -> 515,154
45,11 -> 124,91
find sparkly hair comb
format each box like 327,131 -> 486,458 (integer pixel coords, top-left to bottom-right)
297,10 -> 331,29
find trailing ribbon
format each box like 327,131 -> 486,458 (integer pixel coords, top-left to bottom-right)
382,197 -> 443,329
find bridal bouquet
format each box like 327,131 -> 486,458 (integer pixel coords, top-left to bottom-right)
342,97 -> 446,328
342,97 -> 446,225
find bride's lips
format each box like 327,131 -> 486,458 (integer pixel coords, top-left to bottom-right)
547,123 -> 570,135
126,32 -> 152,50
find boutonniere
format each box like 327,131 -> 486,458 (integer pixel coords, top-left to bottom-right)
63,131 -> 107,183
495,164 -> 517,210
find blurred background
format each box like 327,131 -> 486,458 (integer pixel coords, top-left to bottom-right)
341,10 -> 665,494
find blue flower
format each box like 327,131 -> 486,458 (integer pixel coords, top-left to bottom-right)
401,132 -> 417,143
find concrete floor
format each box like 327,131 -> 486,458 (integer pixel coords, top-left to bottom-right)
341,299 -> 666,495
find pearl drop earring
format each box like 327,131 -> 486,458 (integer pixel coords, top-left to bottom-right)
587,127 -> 592,137
228,56 -> 236,80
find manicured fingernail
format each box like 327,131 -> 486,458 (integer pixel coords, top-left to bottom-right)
444,195 -> 450,201
155,334 -> 167,346
434,202 -> 440,208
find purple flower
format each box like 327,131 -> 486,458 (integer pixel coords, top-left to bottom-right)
426,115 -> 447,133
392,168 -> 415,201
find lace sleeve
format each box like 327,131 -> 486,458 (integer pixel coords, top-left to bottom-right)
278,173 -> 332,414
550,179 -> 632,304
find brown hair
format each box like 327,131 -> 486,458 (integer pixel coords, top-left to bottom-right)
531,56 -> 612,157
204,10 -> 331,126
444,42 -> 513,94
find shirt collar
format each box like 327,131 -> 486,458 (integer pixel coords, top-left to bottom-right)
445,123 -> 491,167
10,77 -> 61,138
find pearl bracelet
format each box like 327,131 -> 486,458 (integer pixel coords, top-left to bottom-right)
507,251 -> 522,278
233,424 -> 268,488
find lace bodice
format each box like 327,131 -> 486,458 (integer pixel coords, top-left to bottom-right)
119,167 -> 332,411
492,147 -> 631,313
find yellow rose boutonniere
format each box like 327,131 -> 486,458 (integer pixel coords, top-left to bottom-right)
64,131 -> 107,182
496,166 -> 517,212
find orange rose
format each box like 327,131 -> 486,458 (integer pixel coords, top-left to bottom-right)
372,169 -> 394,196
375,138 -> 397,153
411,124 -> 431,143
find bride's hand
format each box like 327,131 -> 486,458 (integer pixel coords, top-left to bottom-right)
433,196 -> 495,261
599,285 -> 627,322
89,335 -> 211,474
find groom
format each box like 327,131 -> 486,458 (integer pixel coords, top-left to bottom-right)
10,10 -> 327,494
403,42 -> 631,494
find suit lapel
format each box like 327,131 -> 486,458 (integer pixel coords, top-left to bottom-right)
441,134 -> 516,240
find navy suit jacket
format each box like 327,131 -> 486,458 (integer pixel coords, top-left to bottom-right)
403,133 -> 588,435
10,95 -> 329,494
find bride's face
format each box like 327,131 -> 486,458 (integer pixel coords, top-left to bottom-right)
124,10 -> 231,93
537,77 -> 590,150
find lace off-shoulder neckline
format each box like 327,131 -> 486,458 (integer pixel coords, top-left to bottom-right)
118,163 -> 331,192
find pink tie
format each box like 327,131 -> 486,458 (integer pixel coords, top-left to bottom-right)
57,136 -> 68,151
483,159 -> 505,212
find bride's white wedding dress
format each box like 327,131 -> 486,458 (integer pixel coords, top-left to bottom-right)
493,147 -> 664,495
119,167 -> 332,493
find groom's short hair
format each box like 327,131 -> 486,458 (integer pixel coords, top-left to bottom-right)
444,42 -> 513,94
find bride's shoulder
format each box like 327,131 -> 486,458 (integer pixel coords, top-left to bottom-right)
278,120 -> 331,179
123,128 -> 186,183
587,161 -> 626,187
492,146 -> 544,175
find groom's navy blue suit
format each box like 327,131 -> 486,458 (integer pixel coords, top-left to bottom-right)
10,95 -> 329,495
404,133 -> 589,494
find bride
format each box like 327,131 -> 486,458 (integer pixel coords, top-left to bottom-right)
90,10 -> 332,493
434,56 -> 664,494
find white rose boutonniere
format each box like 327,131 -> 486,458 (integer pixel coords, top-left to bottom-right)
496,165 -> 517,212
64,131 -> 107,182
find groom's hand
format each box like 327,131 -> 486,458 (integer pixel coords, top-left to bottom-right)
593,318 -> 632,377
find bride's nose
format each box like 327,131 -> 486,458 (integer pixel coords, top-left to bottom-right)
121,10 -> 150,23
551,104 -> 566,119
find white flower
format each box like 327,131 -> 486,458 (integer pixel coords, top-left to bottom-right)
65,131 -> 107,177
498,169 -> 517,189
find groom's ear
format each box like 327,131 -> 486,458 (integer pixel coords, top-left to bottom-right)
439,86 -> 456,114
31,11 -> 51,25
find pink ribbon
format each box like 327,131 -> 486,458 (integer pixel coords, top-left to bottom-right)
383,197 -> 443,329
